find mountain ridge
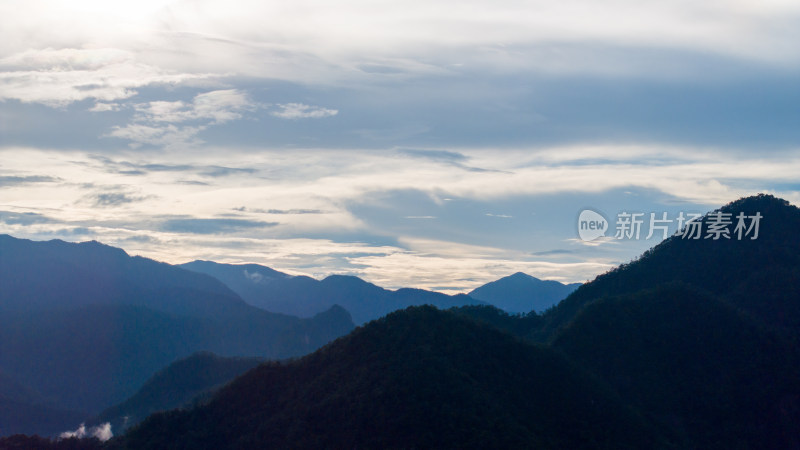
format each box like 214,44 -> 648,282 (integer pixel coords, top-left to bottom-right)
0,235 -> 356,436
468,271 -> 581,313
180,260 -> 485,324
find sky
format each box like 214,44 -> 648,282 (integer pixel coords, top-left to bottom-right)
1,0 -> 799,292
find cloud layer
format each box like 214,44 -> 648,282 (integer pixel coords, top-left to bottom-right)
1,146 -> 797,291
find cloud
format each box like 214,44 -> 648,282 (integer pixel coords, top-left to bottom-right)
89,102 -> 121,112
398,148 -> 508,173
486,213 -> 513,218
399,149 -> 468,163
0,48 -> 209,107
87,155 -> 253,178
271,103 -> 338,119
0,210 -> 54,225
0,175 -> 59,186
531,249 -> 576,256
2,146 -> 800,291
133,89 -> 254,124
86,192 -> 149,208
59,422 -> 112,442
201,166 -> 257,177
107,89 -> 256,148
160,218 -> 279,234
106,123 -> 206,149
266,208 -> 326,215
243,269 -> 264,283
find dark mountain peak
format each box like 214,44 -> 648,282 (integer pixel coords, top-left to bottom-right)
719,193 -> 792,214
542,194 -> 800,338
310,304 -> 353,323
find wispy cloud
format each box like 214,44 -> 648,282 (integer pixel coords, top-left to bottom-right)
0,175 -> 59,186
106,124 -> 207,149
133,89 -> 254,124
2,143 -> 799,290
271,103 -> 338,119
398,148 -> 508,173
0,210 -> 55,225
0,48 -> 209,107
486,213 -> 513,218
84,192 -> 150,208
89,102 -> 121,112
160,217 -> 279,234
86,155 -> 257,179
108,89 -> 257,149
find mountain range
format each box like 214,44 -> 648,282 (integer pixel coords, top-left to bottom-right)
3,194 -> 799,448
179,260 -> 479,324
0,236 -> 355,436
179,261 -> 579,323
0,233 -> 576,438
102,194 -> 800,449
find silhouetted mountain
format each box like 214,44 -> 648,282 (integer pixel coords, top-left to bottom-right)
0,236 -> 355,436
450,304 -> 544,336
93,352 -> 264,433
542,194 -> 800,339
180,260 -> 484,324
113,306 -> 664,449
454,195 -> 800,447
468,272 -> 580,313
554,283 -> 800,448
0,434 -> 104,450
8,194 -> 800,447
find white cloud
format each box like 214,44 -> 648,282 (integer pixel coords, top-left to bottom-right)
1,0 -> 799,98
271,103 -> 338,119
108,89 -> 256,148
89,102 -> 121,112
60,423 -> 113,442
107,123 -> 207,149
135,89 -> 254,124
0,48 -> 209,107
2,145 -> 800,290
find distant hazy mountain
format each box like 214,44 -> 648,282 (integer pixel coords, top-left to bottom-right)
468,272 -> 581,313
180,260 -> 484,324
93,352 -> 264,433
0,370 -> 86,438
0,235 -> 240,318
0,235 -> 354,436
115,306 -> 664,449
